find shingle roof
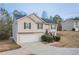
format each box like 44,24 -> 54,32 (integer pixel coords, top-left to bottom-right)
16,13 -> 55,24
41,18 -> 54,23
66,18 -> 79,21
72,18 -> 79,20
15,14 -> 26,19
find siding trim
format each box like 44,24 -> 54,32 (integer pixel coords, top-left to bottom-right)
18,32 -> 44,34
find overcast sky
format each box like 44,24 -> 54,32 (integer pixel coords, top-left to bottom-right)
0,3 -> 79,20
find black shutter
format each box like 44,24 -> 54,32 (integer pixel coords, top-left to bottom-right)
51,25 -> 52,29
41,24 -> 43,29
24,22 -> 26,29
29,23 -> 31,29
37,24 -> 39,29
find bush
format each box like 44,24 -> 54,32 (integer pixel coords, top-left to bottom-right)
64,30 -> 66,31
53,36 -> 60,42
41,35 -> 61,43
41,35 -> 53,43
0,30 -> 10,40
72,28 -> 75,31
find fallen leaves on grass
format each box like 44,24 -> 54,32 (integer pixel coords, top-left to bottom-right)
51,31 -> 79,48
0,40 -> 21,52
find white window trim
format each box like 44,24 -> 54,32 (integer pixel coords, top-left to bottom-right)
37,23 -> 43,29
24,23 -> 31,29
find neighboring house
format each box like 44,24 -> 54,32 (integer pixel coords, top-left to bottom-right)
13,13 -> 57,44
62,19 -> 79,31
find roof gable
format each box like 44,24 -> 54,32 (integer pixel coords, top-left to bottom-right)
28,13 -> 44,23
16,13 -> 54,24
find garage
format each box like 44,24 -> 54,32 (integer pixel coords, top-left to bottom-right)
17,33 -> 43,43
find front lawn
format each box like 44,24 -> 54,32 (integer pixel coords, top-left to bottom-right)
50,31 -> 79,48
0,40 -> 21,52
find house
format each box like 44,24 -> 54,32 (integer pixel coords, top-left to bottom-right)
13,13 -> 57,44
62,18 -> 79,31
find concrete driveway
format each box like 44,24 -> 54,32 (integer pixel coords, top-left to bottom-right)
0,42 -> 79,55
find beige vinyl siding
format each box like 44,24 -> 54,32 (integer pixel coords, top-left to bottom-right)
17,17 -> 46,33
17,14 -> 56,33
43,24 -> 50,32
29,14 -> 43,23
18,17 -> 37,32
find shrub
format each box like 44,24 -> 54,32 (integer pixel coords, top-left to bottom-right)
41,34 -> 61,43
72,28 -> 75,31
53,36 -> 60,42
41,35 -> 53,43
64,30 -> 66,31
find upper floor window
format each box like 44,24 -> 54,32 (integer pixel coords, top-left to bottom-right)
78,22 -> 79,26
74,21 -> 79,27
37,24 -> 43,29
24,22 -> 31,29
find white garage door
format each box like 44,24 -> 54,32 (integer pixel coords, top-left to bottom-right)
18,34 -> 42,43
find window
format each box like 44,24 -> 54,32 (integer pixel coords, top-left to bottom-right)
24,22 -> 31,29
78,22 -> 79,26
37,24 -> 43,29
29,23 -> 31,29
75,21 -> 78,27
51,25 -> 56,29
